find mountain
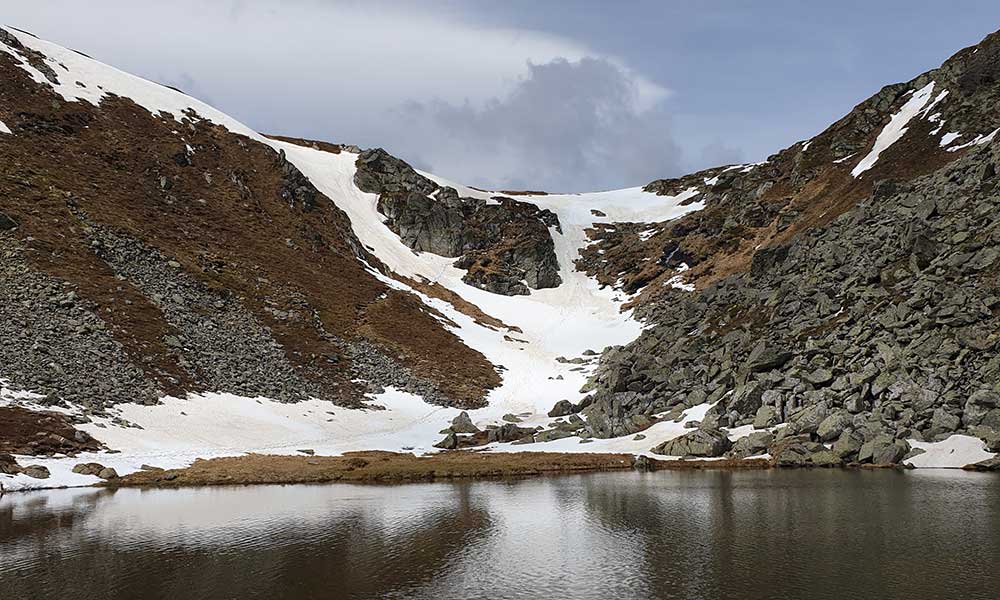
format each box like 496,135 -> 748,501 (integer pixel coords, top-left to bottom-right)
2,24 -> 1000,490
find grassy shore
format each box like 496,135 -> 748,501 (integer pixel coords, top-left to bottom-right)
112,451 -> 772,488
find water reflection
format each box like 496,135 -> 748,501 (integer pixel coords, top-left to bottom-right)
2,470 -> 999,599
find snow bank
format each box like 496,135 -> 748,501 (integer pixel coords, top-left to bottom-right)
905,435 -> 995,469
1,387 -> 461,493
852,82 -> 936,177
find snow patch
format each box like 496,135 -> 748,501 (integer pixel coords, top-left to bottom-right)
851,82 -> 936,177
0,120 -> 11,135
905,435 -> 995,469
1,388 -> 457,493
940,131 -> 962,147
946,127 -> 1000,152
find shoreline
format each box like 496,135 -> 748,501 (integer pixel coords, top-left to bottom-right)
5,438 -> 997,496
85,452 -> 917,490
109,452 -> 784,490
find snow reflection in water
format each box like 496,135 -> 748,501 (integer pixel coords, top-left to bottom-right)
2,469 -> 1000,599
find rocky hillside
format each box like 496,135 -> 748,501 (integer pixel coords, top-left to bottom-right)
0,26 -> 500,416
576,30 -> 1000,467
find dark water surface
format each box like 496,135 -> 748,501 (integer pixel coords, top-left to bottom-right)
2,469 -> 999,599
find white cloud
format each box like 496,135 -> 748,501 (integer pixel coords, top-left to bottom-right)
4,0 -> 676,190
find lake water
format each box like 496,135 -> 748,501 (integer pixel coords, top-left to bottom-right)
2,470 -> 999,599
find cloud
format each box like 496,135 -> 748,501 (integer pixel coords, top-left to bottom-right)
3,0 -> 678,191
386,57 -> 681,192
698,140 -> 745,168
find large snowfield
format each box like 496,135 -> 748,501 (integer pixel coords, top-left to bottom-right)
1,27 -> 995,493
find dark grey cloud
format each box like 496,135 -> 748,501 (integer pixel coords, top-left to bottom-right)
388,58 -> 680,192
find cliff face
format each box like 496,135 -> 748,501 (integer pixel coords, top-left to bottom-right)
354,148 -> 562,296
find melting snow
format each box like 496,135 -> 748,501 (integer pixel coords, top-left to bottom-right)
637,227 -> 659,242
1,387 -> 459,493
851,82 -> 937,177
0,120 -> 10,134
940,131 -> 962,147
946,127 -> 1000,152
905,435 -> 995,469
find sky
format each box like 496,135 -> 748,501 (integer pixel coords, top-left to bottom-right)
6,1 -> 1000,192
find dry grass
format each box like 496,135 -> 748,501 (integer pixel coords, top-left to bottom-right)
112,451 -> 778,489
115,451 -> 638,487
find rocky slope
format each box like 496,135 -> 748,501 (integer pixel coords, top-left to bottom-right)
0,26 -> 500,415
575,31 -> 1000,468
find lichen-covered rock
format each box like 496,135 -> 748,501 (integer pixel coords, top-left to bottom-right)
651,428 -> 732,457
547,400 -> 579,418
450,411 -> 480,434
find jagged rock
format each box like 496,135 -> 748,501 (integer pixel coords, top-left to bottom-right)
726,382 -> 765,421
490,423 -> 537,443
0,211 -> 18,231
969,426 -> 1000,452
502,414 -> 523,423
832,430 -> 864,460
747,349 -> 794,372
729,431 -> 773,457
963,390 -> 1000,427
750,245 -> 789,278
809,450 -> 844,468
816,411 -> 851,442
651,428 -> 732,457
873,441 -> 909,466
434,432 -> 458,450
451,411 -> 480,434
787,403 -> 830,435
968,457 -> 1000,471
929,408 -> 961,438
0,453 -> 21,475
804,368 -> 834,386
774,444 -> 812,467
22,465 -> 51,479
72,462 -> 105,476
547,400 -> 578,418
98,467 -> 119,480
633,455 -> 654,471
535,429 -> 575,443
354,149 -> 561,296
753,405 -> 779,429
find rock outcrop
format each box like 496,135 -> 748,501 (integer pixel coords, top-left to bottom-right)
354,149 -> 562,295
